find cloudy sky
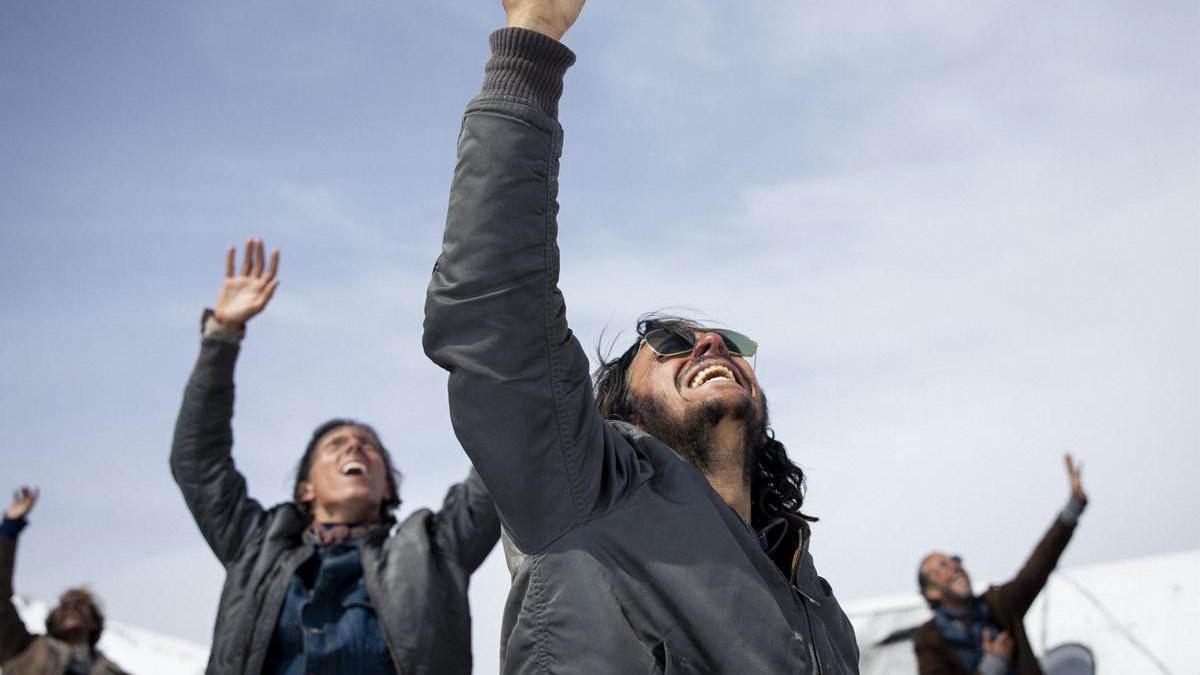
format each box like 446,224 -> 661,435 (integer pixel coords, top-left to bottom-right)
2,1 -> 1196,671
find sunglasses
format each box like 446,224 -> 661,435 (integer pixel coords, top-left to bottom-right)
641,326 -> 758,359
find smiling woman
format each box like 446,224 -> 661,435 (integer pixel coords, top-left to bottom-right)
292,419 -> 403,525
170,240 -> 500,675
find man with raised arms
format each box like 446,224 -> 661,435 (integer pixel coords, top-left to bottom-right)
423,2 -> 860,672
914,455 -> 1089,675
0,486 -> 129,675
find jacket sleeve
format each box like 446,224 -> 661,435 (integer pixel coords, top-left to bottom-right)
423,28 -> 649,554
433,468 -> 502,572
993,516 -> 1076,617
170,338 -> 267,566
0,532 -> 36,663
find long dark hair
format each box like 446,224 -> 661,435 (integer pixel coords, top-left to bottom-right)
294,419 -> 404,522
593,314 -> 815,523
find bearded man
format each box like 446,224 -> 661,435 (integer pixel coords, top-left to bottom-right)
173,240 -> 500,675
422,2 -> 859,672
0,487 -> 129,675
914,455 -> 1088,675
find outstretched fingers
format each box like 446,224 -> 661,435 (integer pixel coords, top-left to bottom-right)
1064,453 -> 1087,502
251,239 -> 266,277
228,238 -> 278,280
262,278 -> 280,305
265,249 -> 280,282
6,485 -> 38,519
1064,453 -> 1084,483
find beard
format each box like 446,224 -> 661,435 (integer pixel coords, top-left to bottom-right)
631,385 -> 769,481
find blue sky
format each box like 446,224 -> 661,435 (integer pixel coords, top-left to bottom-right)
2,1 -> 1196,670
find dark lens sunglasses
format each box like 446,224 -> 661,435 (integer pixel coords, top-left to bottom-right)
641,326 -> 758,359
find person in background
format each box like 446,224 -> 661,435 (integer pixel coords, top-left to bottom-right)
914,455 -> 1089,675
172,240 -> 500,675
0,486 -> 129,675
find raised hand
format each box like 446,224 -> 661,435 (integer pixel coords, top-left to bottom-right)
1064,453 -> 1087,505
5,486 -> 39,520
503,0 -> 585,41
982,629 -> 1014,659
213,239 -> 280,328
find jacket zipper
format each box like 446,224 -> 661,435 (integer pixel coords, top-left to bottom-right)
790,526 -> 823,675
359,541 -> 406,675
246,546 -> 313,674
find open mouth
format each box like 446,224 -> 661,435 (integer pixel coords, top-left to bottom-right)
688,363 -> 738,389
340,461 -> 367,476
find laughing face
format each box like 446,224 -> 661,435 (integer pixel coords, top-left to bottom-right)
920,552 -> 975,606
46,588 -> 101,645
626,329 -> 767,472
297,424 -> 393,524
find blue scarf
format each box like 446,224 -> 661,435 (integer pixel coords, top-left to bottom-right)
932,599 -> 1001,673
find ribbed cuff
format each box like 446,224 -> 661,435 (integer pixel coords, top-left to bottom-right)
201,308 -> 245,344
977,651 -> 1011,675
0,517 -> 27,539
483,27 -> 576,119
1059,494 -> 1087,527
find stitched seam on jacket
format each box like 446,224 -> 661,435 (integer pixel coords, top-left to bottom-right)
530,555 -> 552,673
458,105 -> 585,554
541,122 -> 587,529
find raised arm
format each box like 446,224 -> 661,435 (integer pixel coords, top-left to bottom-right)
997,454 -> 1088,615
170,240 -> 279,565
0,487 -> 39,663
424,2 -> 647,553
434,468 -> 502,572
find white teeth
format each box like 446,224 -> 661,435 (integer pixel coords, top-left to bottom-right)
341,462 -> 367,476
689,364 -> 736,389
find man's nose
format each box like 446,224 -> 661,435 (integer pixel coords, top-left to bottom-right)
690,331 -> 730,359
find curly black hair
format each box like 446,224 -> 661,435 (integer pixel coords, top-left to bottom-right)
593,314 -> 814,524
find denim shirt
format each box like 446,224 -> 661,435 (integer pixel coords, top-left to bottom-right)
265,540 -> 397,675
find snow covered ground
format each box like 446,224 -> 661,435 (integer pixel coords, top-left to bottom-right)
8,548 -> 1195,674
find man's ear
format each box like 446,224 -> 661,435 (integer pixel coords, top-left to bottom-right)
296,481 -> 314,506
922,586 -> 942,604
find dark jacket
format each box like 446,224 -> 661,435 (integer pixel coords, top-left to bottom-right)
423,27 -> 860,674
171,338 -> 500,675
0,535 -> 127,675
913,518 -> 1078,675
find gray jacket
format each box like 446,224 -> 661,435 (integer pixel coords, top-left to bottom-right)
171,338 -> 500,675
423,27 -> 860,674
